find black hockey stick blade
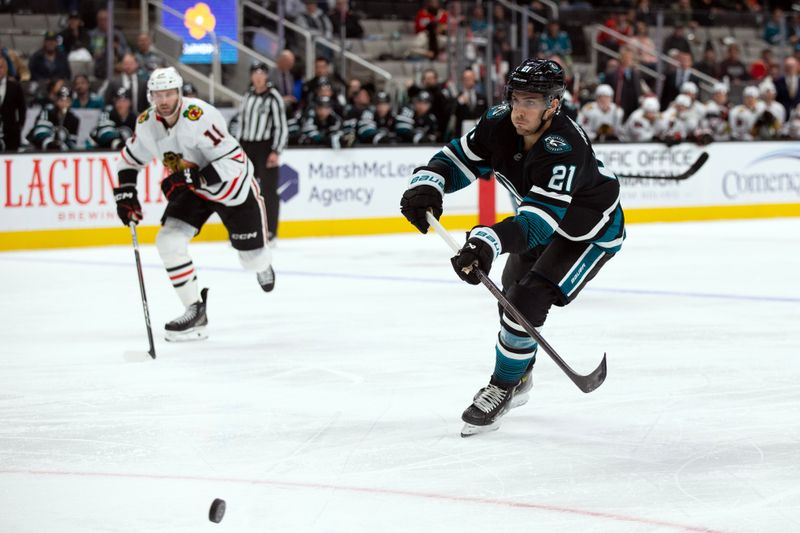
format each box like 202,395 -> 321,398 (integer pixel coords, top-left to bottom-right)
617,151 -> 709,180
123,349 -> 156,362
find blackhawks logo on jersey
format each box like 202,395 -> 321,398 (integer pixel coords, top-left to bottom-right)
137,109 -> 150,124
184,104 -> 203,121
162,151 -> 186,172
543,134 -> 572,153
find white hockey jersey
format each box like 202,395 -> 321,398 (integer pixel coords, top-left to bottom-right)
658,106 -> 698,141
728,104 -> 760,141
623,108 -> 662,142
758,100 -> 786,127
118,97 -> 254,207
577,102 -> 624,141
784,105 -> 800,139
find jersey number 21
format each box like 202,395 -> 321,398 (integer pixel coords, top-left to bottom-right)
548,164 -> 575,192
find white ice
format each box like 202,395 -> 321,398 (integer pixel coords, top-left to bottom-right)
1,218 -> 799,533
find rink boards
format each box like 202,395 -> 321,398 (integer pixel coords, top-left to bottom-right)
0,141 -> 799,250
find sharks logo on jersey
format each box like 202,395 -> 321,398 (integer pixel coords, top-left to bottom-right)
543,134 -> 572,153
486,103 -> 511,120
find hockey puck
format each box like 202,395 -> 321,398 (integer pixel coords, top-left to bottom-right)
209,498 -> 226,523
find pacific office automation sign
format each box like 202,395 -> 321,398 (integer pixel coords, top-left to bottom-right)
162,0 -> 238,64
592,142 -> 800,208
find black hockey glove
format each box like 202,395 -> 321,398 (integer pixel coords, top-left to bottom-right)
451,226 -> 502,285
161,168 -> 198,201
113,185 -> 142,225
400,167 -> 445,233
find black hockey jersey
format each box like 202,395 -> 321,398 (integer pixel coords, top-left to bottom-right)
429,105 -> 624,253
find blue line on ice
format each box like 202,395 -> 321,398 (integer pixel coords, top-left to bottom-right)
2,255 -> 799,304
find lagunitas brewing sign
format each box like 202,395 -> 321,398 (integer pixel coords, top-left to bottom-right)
1,153 -> 171,231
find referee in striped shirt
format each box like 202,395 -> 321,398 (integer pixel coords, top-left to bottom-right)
236,62 -> 288,244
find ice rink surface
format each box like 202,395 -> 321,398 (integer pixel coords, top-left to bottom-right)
1,218 -> 799,532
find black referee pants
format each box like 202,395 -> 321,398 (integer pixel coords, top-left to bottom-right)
241,140 -> 280,239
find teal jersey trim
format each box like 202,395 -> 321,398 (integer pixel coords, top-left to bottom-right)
512,210 -> 556,248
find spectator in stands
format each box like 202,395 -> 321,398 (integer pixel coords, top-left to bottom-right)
538,20 -> 572,63
301,56 -> 345,109
89,87 -> 136,149
296,0 -> 334,60
92,33 -> 124,80
273,49 -> 302,113
0,57 -> 26,151
789,13 -> 800,52
662,25 -> 692,57
134,33 -> 165,75
104,53 -> 148,113
693,0 -> 719,27
0,38 -> 28,82
29,32 -> 72,85
412,0 -> 448,60
694,43 -> 721,80
719,43 -> 749,88
330,0 -> 364,39
749,48 -> 775,82
598,12 -> 633,55
661,52 -> 699,111
469,3 -> 488,36
408,68 -> 454,141
454,69 -> 487,138
670,0 -> 694,28
71,74 -> 104,109
528,0 -> 549,33
27,85 -> 79,151
631,21 -> 657,71
610,47 -> 643,120
59,11 -> 90,55
634,0 -> 656,25
89,8 -> 128,61
775,56 -> 800,118
396,90 -> 438,144
763,8 -> 786,45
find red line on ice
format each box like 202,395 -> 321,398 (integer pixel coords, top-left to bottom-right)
0,468 -> 726,532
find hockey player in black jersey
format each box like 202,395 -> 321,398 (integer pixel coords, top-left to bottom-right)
357,91 -> 400,144
396,91 -> 439,144
401,59 -> 625,436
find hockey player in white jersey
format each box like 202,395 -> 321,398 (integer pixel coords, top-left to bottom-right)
677,81 -> 706,125
754,79 -> 785,139
700,83 -> 731,141
729,86 -> 761,141
658,94 -> 698,144
577,84 -> 624,141
623,96 -> 662,141
113,67 -> 275,342
784,103 -> 800,139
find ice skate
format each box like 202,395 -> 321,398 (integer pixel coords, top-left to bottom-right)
461,379 -> 516,437
510,360 -> 535,409
165,288 -> 208,342
256,265 -> 275,292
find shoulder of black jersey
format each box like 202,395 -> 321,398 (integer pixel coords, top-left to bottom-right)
539,114 -> 585,155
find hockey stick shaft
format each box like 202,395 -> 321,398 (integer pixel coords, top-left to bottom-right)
616,151 -> 709,180
426,212 -> 606,393
129,222 -> 156,359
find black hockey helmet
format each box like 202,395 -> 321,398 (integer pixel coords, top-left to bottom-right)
250,61 -> 269,74
315,95 -> 333,108
505,59 -> 565,108
375,91 -> 391,104
113,87 -> 131,101
413,90 -> 432,103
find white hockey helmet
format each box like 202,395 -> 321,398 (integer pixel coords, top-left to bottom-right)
712,82 -> 728,95
680,81 -> 698,95
147,67 -> 183,101
595,84 -> 614,98
743,85 -> 759,99
674,94 -> 692,108
642,96 -> 659,113
759,79 -> 776,95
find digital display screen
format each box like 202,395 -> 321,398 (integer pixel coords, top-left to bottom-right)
161,0 -> 238,64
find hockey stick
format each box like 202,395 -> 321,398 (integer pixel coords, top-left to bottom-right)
615,151 -> 709,180
426,212 -> 606,393
124,222 -> 156,362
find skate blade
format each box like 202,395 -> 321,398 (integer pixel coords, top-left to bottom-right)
165,326 -> 208,342
123,350 -> 155,362
510,392 -> 529,409
461,420 -> 501,438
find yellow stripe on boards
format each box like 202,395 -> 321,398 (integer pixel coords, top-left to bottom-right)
2,205 -> 799,251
